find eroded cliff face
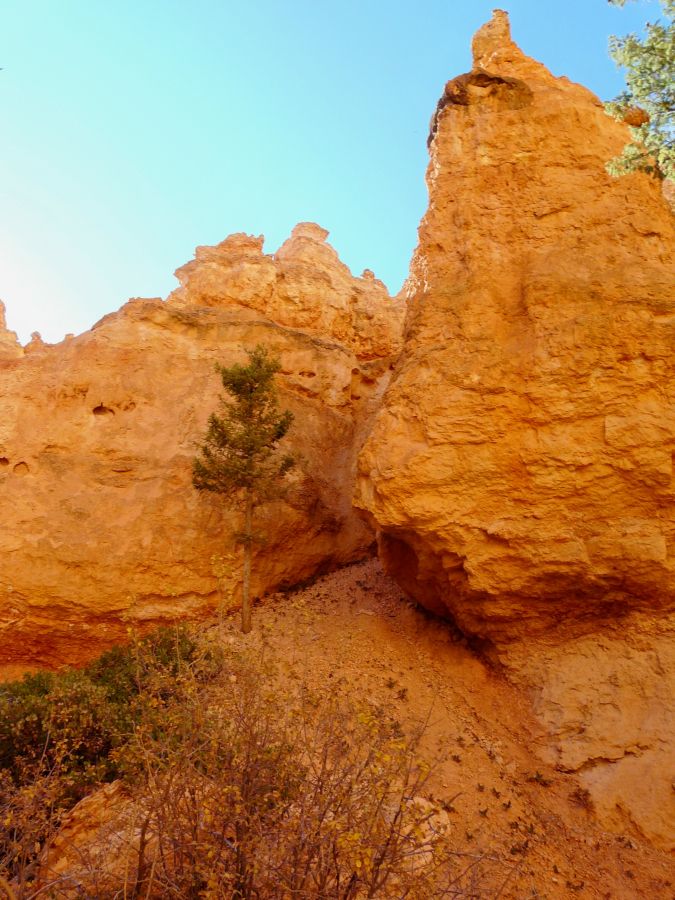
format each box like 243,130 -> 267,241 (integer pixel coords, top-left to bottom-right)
0,300 -> 23,359
356,10 -> 674,637
355,11 -> 674,848
168,223 -> 401,360
0,225 -> 404,668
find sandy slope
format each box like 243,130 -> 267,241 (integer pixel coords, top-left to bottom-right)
237,558 -> 674,899
34,558 -> 674,898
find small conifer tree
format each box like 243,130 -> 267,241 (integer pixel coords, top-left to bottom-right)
193,345 -> 294,633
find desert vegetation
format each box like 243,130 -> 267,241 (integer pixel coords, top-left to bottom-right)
606,0 -> 674,177
0,625 -> 499,899
193,345 -> 295,634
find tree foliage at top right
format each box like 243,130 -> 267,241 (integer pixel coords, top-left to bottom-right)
606,0 -> 674,179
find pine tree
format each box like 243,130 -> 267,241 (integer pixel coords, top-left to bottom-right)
606,0 -> 674,178
193,345 -> 294,633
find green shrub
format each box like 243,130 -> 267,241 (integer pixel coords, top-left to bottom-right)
0,626 -> 208,777
0,626 -> 221,892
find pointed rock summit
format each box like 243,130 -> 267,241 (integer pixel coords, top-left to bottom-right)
471,8 -> 515,64
356,13 -> 675,849
471,9 -> 562,81
0,301 -> 23,359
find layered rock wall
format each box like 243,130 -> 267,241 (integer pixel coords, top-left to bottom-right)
0,226 -> 404,667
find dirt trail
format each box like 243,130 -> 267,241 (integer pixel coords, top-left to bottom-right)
233,558 -> 674,899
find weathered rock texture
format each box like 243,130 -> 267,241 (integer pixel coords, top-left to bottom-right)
356,10 -> 674,639
0,300 -> 23,359
38,781 -> 137,895
169,223 -> 401,360
514,627 -> 675,851
355,11 -> 674,848
0,225 -> 404,668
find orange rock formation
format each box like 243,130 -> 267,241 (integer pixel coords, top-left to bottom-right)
0,300 -> 23,359
0,225 -> 404,667
1,9 -> 673,854
355,11 -> 674,848
357,11 -> 674,638
168,223 -> 401,360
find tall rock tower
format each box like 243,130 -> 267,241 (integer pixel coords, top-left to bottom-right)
355,11 -> 675,849
357,9 -> 674,641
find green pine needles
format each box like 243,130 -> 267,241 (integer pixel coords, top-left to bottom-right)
606,0 -> 674,179
193,345 -> 295,633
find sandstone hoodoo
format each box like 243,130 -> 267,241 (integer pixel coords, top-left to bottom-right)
0,225 -> 404,668
356,9 -> 675,644
354,10 -> 675,851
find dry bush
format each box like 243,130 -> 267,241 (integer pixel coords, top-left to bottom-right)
0,764 -> 66,899
3,632 -> 499,898
100,642 -> 493,899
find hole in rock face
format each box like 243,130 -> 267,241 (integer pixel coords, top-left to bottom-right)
380,533 -> 421,594
299,371 -> 316,379
93,404 -> 115,416
13,462 -> 29,476
0,457 -> 9,467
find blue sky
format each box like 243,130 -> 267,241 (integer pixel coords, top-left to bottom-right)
0,0 -> 654,343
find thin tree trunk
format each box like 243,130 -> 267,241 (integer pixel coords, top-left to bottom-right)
241,491 -> 253,633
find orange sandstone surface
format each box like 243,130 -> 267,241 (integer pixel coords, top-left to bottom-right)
1,8 -> 673,862
355,11 -> 674,850
356,10 -> 674,639
0,224 -> 404,667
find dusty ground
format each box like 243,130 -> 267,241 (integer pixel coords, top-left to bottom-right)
16,557 -> 675,898
215,558 -> 675,900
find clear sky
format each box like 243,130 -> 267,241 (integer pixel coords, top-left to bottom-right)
0,0 -> 654,343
